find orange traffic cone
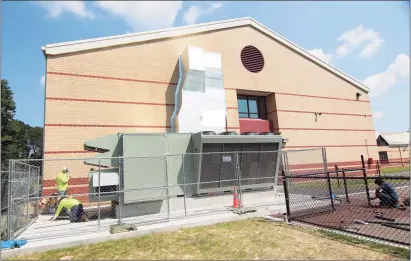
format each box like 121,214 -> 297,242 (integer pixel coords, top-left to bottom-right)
232,186 -> 240,208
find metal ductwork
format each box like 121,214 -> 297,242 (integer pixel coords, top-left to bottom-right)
174,46 -> 227,134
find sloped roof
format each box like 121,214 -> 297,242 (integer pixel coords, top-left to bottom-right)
41,17 -> 369,93
378,131 -> 410,147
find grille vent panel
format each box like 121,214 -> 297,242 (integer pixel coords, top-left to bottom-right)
241,46 -> 264,73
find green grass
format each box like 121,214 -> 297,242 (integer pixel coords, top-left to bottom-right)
381,166 -> 410,175
293,178 -> 407,192
318,229 -> 410,260
7,218 -> 407,260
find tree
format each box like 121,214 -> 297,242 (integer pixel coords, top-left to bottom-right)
7,120 -> 31,159
27,127 -> 43,159
1,79 -> 43,168
1,79 -> 16,168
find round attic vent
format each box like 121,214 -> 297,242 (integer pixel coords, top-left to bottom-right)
241,46 -> 264,73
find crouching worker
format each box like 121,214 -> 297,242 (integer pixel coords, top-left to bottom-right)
371,177 -> 400,208
51,197 -> 88,222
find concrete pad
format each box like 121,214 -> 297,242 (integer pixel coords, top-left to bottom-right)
2,192 -> 286,259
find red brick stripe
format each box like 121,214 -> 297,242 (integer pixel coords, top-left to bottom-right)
46,97 -> 174,106
43,186 -> 89,196
45,124 -> 171,128
275,92 -> 370,103
268,109 -> 372,117
45,124 -> 240,130
47,72 -> 368,104
43,177 -> 89,187
44,150 -> 96,155
274,127 -> 375,132
47,71 -> 177,86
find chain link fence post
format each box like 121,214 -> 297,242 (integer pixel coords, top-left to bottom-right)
118,157 -> 123,225
7,160 -> 12,240
27,165 -> 31,227
361,155 -> 371,206
273,150 -> 282,197
235,152 -> 243,212
182,154 -> 187,217
98,159 -> 101,231
165,155 -> 170,221
322,147 -> 335,211
7,160 -> 13,240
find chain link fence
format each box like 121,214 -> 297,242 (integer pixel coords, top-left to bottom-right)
6,162 -> 41,240
1,170 -> 9,240
283,155 -> 410,246
1,148 -> 324,243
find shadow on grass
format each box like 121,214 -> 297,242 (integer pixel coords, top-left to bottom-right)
257,218 -> 409,260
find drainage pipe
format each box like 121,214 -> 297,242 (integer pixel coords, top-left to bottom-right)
170,56 -> 183,133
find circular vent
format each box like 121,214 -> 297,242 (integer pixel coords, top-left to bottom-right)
241,46 -> 264,73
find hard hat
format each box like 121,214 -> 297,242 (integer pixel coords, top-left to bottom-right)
62,167 -> 69,173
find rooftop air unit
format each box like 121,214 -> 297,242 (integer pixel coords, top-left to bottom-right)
241,132 -> 258,135
220,131 -> 237,135
191,132 -> 283,194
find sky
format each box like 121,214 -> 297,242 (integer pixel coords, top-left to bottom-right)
1,1 -> 410,133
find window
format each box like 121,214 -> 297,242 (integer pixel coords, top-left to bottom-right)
237,95 -> 267,119
378,151 -> 389,163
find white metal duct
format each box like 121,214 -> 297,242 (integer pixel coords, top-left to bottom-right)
175,46 -> 227,133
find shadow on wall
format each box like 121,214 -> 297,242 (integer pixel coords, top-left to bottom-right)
166,60 -> 180,133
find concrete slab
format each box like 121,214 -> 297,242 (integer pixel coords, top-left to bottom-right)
1,192 -> 286,259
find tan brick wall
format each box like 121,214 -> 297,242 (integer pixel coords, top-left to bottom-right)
47,26 -> 370,100
43,153 -> 96,180
44,24 -> 377,187
46,74 -> 176,105
45,100 -> 173,126
276,111 -> 374,130
44,127 -> 167,152
275,95 -> 372,115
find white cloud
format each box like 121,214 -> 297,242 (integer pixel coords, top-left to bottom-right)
94,1 -> 183,31
183,2 -> 224,25
40,75 -> 45,85
183,6 -> 201,25
363,54 -> 409,97
336,25 -> 383,58
36,1 -> 94,19
373,111 -> 385,120
360,39 -> 384,58
307,49 -> 332,64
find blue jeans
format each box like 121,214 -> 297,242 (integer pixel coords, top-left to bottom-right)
57,190 -> 66,196
379,192 -> 399,208
70,204 -> 84,222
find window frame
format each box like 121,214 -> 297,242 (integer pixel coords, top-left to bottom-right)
378,151 -> 389,163
237,95 -> 267,119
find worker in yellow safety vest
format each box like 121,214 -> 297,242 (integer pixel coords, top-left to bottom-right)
51,197 -> 88,222
56,167 -> 70,196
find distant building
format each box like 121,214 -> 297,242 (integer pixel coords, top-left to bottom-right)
376,131 -> 410,163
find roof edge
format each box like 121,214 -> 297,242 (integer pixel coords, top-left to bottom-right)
41,17 -> 369,93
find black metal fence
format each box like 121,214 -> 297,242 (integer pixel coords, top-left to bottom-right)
283,157 -> 410,246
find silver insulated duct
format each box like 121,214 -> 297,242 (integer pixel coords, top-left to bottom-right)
174,46 -> 227,134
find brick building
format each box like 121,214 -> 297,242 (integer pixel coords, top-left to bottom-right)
41,17 -> 382,200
